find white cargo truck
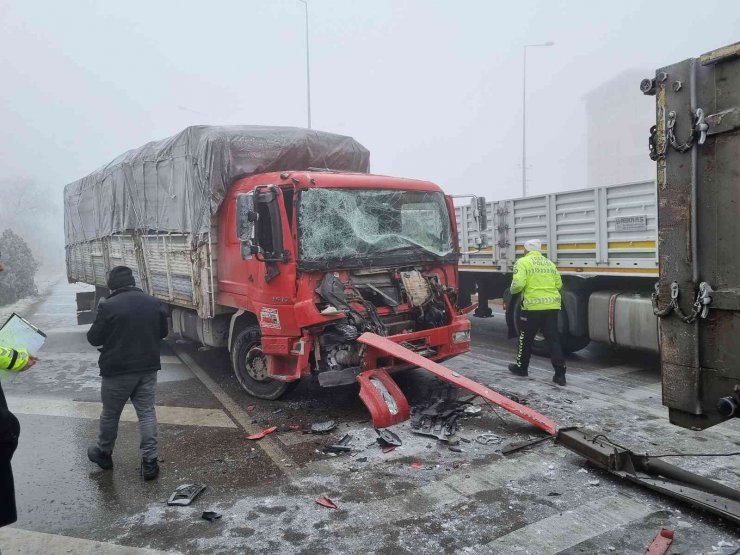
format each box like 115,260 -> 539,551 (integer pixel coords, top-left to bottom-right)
456,180 -> 659,354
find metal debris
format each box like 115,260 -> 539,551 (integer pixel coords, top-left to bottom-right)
311,420 -> 337,434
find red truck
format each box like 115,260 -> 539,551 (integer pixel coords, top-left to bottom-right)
65,126 -> 471,417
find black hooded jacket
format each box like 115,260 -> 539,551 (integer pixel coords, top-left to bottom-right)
87,287 -> 168,377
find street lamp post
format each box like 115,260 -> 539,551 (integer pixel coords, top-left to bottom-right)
522,41 -> 554,197
298,0 -> 312,129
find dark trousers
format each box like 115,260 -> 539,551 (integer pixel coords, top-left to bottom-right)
97,372 -> 159,460
515,309 -> 566,372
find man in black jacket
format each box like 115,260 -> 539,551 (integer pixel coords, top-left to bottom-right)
86,266 -> 168,480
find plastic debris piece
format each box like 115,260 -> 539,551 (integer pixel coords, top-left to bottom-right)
286,424 -> 301,431
382,446 -> 396,453
547,492 -> 561,497
245,426 -> 277,440
201,511 -> 222,522
311,420 -> 337,434
410,462 -> 423,469
316,496 -> 338,509
644,528 -> 674,555
167,484 -> 206,506
588,480 -> 600,486
324,434 -> 353,453
577,468 -> 588,474
356,457 -> 368,463
463,405 -> 482,414
375,428 -> 402,447
449,446 -> 464,453
245,405 -> 256,412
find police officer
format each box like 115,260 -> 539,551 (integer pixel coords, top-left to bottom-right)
508,238 -> 567,386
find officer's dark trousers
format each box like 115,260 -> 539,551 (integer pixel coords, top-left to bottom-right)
515,309 -> 565,372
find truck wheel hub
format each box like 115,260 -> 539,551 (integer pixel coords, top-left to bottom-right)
245,346 -> 269,381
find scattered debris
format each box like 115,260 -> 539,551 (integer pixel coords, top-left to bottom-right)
315,496 -> 338,509
245,405 -> 255,413
285,424 -> 301,432
409,389 -> 470,442
410,462 -> 423,469
356,457 -> 368,463
547,492 -> 561,496
375,428 -> 402,447
272,408 -> 284,414
311,420 -> 337,434
588,480 -> 600,487
167,484 -> 207,506
449,446 -> 464,453
245,426 -> 277,440
644,528 -> 674,555
324,434 -> 354,453
382,446 -> 396,454
577,468 -> 589,474
201,511 -> 222,522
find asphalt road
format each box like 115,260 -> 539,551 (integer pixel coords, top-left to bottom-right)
0,278 -> 739,554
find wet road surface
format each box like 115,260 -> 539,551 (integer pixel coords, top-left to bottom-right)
0,278 -> 739,554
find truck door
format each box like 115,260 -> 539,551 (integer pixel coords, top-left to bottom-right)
646,42 -> 740,429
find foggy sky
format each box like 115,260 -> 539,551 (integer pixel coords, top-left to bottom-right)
1,0 -> 738,207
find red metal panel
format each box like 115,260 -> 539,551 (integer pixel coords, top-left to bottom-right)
358,332 -> 559,436
357,368 -> 411,428
644,528 -> 674,555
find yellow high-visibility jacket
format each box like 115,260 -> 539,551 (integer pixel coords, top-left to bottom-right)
0,347 -> 29,372
510,251 -> 562,311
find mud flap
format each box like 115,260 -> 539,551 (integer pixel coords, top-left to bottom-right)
357,368 -> 410,428
357,332 -> 559,435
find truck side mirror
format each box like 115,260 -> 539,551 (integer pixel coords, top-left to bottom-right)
471,196 -> 488,231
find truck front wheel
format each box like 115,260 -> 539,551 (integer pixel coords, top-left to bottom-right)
230,326 -> 295,400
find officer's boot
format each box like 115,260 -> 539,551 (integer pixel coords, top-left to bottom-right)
508,363 -> 528,377
553,366 -> 566,386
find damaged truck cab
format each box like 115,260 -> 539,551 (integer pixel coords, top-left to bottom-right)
217,171 -> 471,399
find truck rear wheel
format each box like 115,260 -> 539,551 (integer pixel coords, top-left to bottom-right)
511,298 -> 590,356
231,325 -> 295,400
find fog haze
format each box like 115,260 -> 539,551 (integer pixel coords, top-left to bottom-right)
1,0 -> 738,260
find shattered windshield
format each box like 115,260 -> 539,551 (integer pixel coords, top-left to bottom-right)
298,188 -> 453,264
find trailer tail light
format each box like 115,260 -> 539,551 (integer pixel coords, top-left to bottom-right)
452,330 -> 470,344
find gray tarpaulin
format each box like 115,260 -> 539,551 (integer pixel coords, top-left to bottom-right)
64,125 -> 370,245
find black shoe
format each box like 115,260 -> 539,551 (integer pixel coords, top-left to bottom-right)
87,446 -> 113,470
553,371 -> 567,386
508,363 -> 528,377
142,458 -> 160,481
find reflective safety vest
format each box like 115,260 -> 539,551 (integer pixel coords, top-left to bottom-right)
510,251 -> 562,311
0,346 -> 29,372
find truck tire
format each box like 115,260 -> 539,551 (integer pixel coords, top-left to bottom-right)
511,297 -> 590,356
230,325 -> 296,400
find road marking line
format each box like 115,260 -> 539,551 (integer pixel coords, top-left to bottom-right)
0,527 -> 176,554
171,345 -> 295,476
482,493 -> 657,554
7,397 -> 236,429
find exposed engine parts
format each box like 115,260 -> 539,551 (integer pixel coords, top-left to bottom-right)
313,268 -> 454,384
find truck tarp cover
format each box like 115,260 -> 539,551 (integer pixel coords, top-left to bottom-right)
64,125 -> 370,244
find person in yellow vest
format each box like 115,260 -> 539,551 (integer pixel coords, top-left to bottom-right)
0,260 -> 39,527
508,238 -> 567,386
